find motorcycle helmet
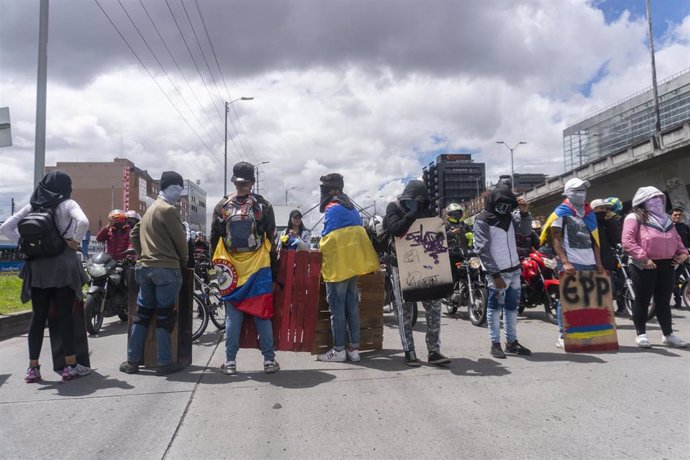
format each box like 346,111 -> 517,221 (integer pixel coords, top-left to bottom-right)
605,197 -> 623,216
125,210 -> 141,223
446,203 -> 464,224
108,209 -> 126,227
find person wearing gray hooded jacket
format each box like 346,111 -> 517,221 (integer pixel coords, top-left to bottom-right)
383,180 -> 451,367
473,186 -> 533,358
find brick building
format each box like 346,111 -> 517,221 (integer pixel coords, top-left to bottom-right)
46,158 -> 159,234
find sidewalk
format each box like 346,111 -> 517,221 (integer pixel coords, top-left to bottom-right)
1,309 -> 689,459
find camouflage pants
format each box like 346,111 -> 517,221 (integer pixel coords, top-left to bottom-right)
389,265 -> 442,354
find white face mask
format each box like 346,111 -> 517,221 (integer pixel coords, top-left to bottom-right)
161,184 -> 184,203
567,190 -> 587,207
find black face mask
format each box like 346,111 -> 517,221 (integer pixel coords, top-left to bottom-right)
494,201 -> 514,215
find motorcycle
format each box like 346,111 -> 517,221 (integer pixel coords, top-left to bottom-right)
673,259 -> 690,310
84,252 -> 133,335
614,245 -> 655,320
518,248 -> 560,324
443,249 -> 488,326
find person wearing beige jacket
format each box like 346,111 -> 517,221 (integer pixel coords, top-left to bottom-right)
120,171 -> 188,376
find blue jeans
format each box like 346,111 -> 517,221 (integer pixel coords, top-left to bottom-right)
225,302 -> 275,362
556,263 -> 596,336
487,269 -> 521,344
325,276 -> 360,351
128,267 -> 182,366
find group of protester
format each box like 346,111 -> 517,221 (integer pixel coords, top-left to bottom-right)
1,161 -> 688,383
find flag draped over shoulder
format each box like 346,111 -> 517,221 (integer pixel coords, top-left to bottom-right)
540,200 -> 600,247
319,202 -> 380,283
212,238 -> 273,319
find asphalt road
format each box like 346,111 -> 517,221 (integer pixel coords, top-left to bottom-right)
1,306 -> 689,459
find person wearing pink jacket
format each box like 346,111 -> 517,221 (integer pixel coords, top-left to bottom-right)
622,186 -> 689,348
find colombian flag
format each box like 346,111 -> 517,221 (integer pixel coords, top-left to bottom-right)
212,238 -> 273,319
539,200 -> 600,247
319,203 -> 380,283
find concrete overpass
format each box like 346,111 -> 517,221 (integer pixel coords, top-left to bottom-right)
524,121 -> 690,219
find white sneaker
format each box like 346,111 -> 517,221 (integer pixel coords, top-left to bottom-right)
66,363 -> 91,377
346,349 -> 361,362
662,333 -> 688,348
556,337 -> 564,348
221,361 -> 237,375
317,349 -> 346,362
635,334 -> 652,348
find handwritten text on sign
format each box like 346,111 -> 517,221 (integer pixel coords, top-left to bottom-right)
394,217 -> 453,302
559,270 -> 618,353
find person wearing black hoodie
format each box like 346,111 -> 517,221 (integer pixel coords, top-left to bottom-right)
0,171 -> 90,382
473,186 -> 533,359
383,180 -> 452,367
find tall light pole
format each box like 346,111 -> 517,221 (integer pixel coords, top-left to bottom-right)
255,161 -> 270,195
34,0 -> 49,187
224,96 -> 254,196
645,0 -> 662,148
496,141 -> 526,193
285,186 -> 296,205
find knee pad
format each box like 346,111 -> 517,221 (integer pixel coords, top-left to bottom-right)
156,307 -> 177,333
133,307 -> 153,327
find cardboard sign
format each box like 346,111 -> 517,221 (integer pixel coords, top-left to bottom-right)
394,217 -> 453,302
559,270 -> 618,353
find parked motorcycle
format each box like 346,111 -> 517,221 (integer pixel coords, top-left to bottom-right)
518,248 -> 560,324
614,245 -> 655,320
673,259 -> 690,310
84,252 -> 133,335
443,250 -> 488,326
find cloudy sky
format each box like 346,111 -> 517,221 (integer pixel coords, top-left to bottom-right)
1,0 -> 689,227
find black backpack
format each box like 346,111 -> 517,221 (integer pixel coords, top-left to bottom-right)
17,207 -> 72,260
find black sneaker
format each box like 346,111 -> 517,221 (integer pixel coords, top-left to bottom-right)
505,340 -> 532,356
119,361 -> 139,374
405,351 -> 422,367
156,363 -> 185,375
428,351 -> 451,365
490,342 -> 506,359
614,309 -> 627,317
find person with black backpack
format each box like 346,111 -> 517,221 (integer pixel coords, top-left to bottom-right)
0,171 -> 90,383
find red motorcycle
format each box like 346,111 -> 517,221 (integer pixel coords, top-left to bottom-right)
519,248 -> 560,324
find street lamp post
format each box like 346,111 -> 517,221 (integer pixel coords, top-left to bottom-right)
224,96 -> 254,196
255,161 -> 270,195
496,141 -> 526,193
285,186 -> 296,205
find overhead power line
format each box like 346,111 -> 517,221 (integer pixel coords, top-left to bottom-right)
164,0 -> 247,163
193,0 -> 259,164
116,0 -> 224,149
94,0 -> 225,169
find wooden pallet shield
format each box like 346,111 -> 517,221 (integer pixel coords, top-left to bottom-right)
560,270 -> 618,353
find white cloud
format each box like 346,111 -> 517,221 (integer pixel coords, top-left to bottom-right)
1,1 -> 689,228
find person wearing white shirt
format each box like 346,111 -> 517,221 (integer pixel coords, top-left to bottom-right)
0,171 -> 90,382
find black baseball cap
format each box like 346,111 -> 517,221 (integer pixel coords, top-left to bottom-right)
231,162 -> 255,183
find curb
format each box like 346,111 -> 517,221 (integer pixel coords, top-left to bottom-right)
0,311 -> 32,342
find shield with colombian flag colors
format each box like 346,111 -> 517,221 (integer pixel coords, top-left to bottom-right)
212,238 -> 273,319
560,270 -> 618,353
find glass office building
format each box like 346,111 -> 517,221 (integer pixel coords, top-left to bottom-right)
563,68 -> 690,171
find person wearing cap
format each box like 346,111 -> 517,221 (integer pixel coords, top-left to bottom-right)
591,198 -> 624,315
121,171 -> 188,375
540,177 -> 604,348
317,173 -> 379,363
276,209 -> 311,252
622,187 -> 688,348
211,161 -> 279,374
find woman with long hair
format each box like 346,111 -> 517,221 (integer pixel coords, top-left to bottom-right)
622,186 -> 688,348
276,209 -> 311,252
0,171 -> 90,381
